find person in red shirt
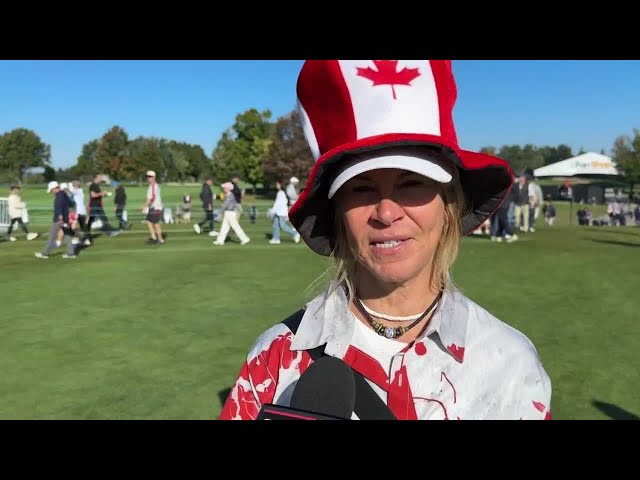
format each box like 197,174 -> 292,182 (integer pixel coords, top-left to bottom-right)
219,60 -> 551,420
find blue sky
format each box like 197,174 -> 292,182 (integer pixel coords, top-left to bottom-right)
1,60 -> 638,169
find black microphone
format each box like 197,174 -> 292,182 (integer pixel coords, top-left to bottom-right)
256,356 -> 356,420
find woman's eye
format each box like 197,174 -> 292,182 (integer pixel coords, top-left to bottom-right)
352,185 -> 375,193
400,180 -> 423,188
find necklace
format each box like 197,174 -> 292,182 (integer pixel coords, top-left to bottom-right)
359,303 -> 424,322
354,291 -> 443,340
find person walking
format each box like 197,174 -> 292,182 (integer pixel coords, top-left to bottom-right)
143,171 -> 165,245
212,182 -> 250,246
35,181 -> 76,259
6,185 -> 38,242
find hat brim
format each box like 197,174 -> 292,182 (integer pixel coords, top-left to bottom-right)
288,133 -> 514,256
327,154 -> 453,200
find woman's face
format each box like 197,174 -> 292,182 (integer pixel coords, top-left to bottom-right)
336,168 -> 446,286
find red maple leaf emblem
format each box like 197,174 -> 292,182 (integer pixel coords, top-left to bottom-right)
356,60 -> 421,100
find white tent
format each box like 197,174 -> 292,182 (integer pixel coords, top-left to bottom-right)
533,152 -> 619,178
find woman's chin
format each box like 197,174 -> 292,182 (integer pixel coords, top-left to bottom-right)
368,262 -> 423,286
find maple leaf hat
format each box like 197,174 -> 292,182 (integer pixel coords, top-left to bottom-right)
288,60 -> 514,255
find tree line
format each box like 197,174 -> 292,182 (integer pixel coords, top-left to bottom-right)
1,111 -> 640,197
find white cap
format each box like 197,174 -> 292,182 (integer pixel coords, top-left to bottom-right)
327,151 -> 453,199
146,170 -> 156,177
47,181 -> 59,193
59,182 -> 68,190
290,176 -> 299,183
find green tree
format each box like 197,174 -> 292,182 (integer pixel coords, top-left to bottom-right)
498,144 -> 545,175
263,109 -> 314,187
74,139 -> 99,176
128,136 -> 163,181
211,129 -> 243,182
0,128 -> 51,183
43,165 -> 56,182
612,129 -> 640,200
212,109 -> 274,188
168,141 -> 210,181
95,126 -> 130,180
479,146 -> 498,156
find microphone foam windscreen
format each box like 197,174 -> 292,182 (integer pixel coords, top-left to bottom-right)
290,355 -> 356,419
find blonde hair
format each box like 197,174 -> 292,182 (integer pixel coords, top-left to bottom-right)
325,168 -> 466,302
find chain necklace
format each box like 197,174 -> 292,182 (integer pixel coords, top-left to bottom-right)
354,291 -> 442,340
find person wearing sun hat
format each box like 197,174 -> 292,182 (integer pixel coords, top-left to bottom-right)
35,181 -> 77,259
219,60 -> 552,420
212,181 -> 250,246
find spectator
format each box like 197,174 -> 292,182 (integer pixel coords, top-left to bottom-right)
231,175 -> 243,219
35,181 -> 76,259
542,196 -> 556,226
142,170 -> 165,245
113,181 -> 130,230
212,182 -> 250,246
193,177 -> 218,237
6,185 -> 38,242
285,176 -> 300,206
269,179 -> 300,245
87,173 -> 120,242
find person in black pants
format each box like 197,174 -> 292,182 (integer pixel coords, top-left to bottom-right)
86,173 -> 120,242
193,177 -> 218,236
113,181 -> 130,230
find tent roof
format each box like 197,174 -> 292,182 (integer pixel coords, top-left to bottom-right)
533,152 -> 619,178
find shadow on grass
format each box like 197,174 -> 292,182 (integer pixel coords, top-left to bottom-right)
218,387 -> 232,408
584,228 -> 640,237
592,400 -> 640,420
588,239 -> 640,248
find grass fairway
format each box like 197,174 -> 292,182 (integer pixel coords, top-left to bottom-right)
1,184 -> 638,419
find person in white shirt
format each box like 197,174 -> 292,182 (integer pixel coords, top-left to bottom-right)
6,185 -> 38,241
142,170 -> 164,244
285,176 -> 300,206
69,180 -> 91,246
219,59 -> 551,420
527,178 -> 544,232
269,179 -> 300,245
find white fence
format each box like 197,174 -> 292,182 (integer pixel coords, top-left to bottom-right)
0,197 -> 10,234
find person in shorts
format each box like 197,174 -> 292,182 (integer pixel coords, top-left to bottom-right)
143,170 -> 165,245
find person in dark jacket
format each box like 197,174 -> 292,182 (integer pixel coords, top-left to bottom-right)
231,175 -> 243,219
35,181 -> 76,259
193,177 -> 218,236
112,181 -> 130,230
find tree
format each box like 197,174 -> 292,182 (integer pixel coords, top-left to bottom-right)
479,146 -> 498,156
211,129 -> 243,182
212,109 -> 274,188
263,109 -> 314,186
168,141 -> 211,181
0,128 -> 51,183
43,165 -> 56,182
95,126 -> 131,180
128,136 -> 163,181
612,129 -> 640,200
497,144 -> 545,175
74,139 -> 99,176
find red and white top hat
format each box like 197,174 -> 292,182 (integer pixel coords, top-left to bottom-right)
289,60 -> 514,256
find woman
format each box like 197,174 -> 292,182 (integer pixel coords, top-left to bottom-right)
7,185 -> 38,242
213,182 -> 250,246
219,60 -> 551,420
268,179 -> 300,245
